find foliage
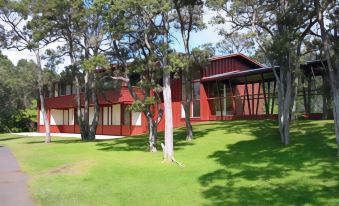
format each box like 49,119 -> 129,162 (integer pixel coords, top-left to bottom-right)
216,32 -> 255,55
0,120 -> 338,205
0,54 -> 56,133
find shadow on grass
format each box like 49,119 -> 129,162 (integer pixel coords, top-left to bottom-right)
199,120 -> 339,205
0,136 -> 28,142
95,121 -> 232,152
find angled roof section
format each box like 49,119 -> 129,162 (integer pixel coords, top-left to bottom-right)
208,53 -> 264,69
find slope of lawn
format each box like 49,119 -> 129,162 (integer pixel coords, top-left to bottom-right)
0,120 -> 339,206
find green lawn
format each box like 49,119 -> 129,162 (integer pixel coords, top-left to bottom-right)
1,120 -> 339,206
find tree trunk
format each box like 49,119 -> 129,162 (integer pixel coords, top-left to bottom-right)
80,70 -> 91,140
34,49 -> 51,143
315,0 -> 339,155
148,117 -> 157,152
89,73 -> 99,141
163,70 -> 174,162
183,71 -> 193,141
322,75 -> 331,120
277,67 -> 293,145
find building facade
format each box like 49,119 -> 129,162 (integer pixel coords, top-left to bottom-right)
38,53 -> 327,136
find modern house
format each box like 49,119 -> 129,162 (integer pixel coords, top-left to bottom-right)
38,53 -> 328,136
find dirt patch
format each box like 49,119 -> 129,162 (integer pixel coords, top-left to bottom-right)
44,160 -> 94,175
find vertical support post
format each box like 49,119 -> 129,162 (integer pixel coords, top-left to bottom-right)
267,80 -> 271,115
252,82 -> 255,116
261,73 -> 269,115
302,75 -> 307,114
271,80 -> 277,114
245,77 -> 251,115
256,82 -> 261,115
307,74 -> 312,114
216,80 -> 223,120
228,80 -> 235,116
242,82 -> 246,116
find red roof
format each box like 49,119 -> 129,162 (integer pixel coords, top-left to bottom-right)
208,53 -> 264,68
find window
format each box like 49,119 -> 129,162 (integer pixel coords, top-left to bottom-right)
112,104 -> 121,125
66,85 -> 72,95
63,109 -> 69,125
181,78 -> 187,101
60,84 -> 66,96
191,82 -> 200,117
54,84 -> 59,97
132,112 -> 142,126
123,105 -> 131,125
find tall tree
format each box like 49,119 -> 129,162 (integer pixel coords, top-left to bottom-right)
314,0 -> 339,155
0,0 -> 54,143
97,0 -> 164,152
207,0 -> 316,144
34,0 -> 108,140
172,0 -> 204,141
216,32 -> 255,55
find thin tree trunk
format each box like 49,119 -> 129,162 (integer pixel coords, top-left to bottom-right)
163,70 -> 174,161
34,49 -> 51,143
315,0 -> 339,155
277,66 -> 293,145
183,67 -> 193,141
148,117 -> 157,152
81,71 -> 91,140
89,75 -> 99,141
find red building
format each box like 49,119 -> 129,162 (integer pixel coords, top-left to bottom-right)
38,53 -> 327,136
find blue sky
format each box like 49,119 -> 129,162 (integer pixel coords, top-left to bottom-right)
1,8 -> 223,70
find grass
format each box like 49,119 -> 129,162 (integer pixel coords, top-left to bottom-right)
0,120 -> 339,206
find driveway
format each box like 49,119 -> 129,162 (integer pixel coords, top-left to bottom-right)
14,132 -> 124,140
0,146 -> 35,206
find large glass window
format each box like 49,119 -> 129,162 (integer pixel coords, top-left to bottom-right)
123,105 -> 131,125
60,84 -> 66,96
191,82 -> 200,117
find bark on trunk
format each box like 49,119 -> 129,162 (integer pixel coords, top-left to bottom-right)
330,81 -> 339,156
89,74 -> 99,140
277,67 -> 293,145
148,118 -> 158,152
163,70 -> 174,161
315,0 -> 339,155
182,71 -> 193,141
34,49 -> 51,143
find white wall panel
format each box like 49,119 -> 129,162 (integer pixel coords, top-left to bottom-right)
89,107 -> 94,125
50,109 -> 63,125
132,111 -> 141,126
39,110 -> 44,125
112,104 -> 121,125
103,107 -> 109,125
181,104 -> 185,118
63,110 -> 69,125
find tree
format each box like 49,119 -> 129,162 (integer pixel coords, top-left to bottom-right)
172,0 -> 204,141
207,0 -> 317,144
95,0 -> 164,152
0,0 -> 54,143
34,0 -> 108,140
216,31 -> 255,55
314,0 -> 339,155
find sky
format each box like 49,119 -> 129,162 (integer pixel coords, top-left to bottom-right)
1,8 -> 224,71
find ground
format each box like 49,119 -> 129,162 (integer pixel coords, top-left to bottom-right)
0,120 -> 338,206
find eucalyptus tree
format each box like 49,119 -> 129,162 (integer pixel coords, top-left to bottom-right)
34,0 -> 109,140
98,0 -> 164,152
0,0 -> 55,143
314,0 -> 339,155
113,0 -> 176,162
207,0 -> 317,144
216,32 -> 255,55
172,0 -> 204,141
